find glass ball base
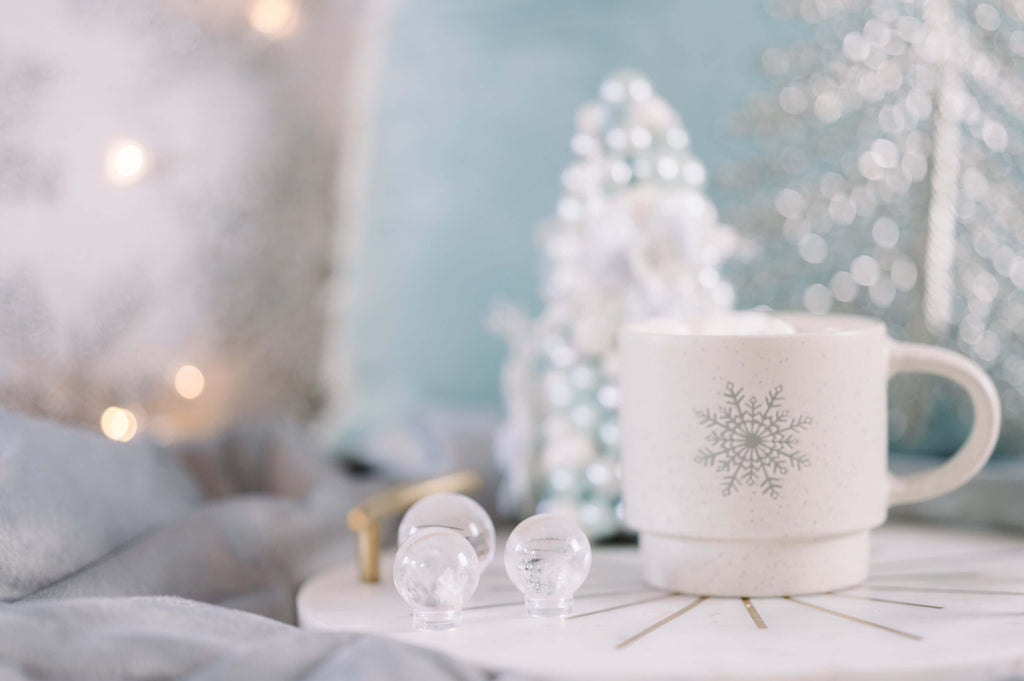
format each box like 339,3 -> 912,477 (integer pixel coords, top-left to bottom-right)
526,597 -> 572,618
413,609 -> 461,631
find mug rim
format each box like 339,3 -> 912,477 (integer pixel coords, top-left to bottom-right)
621,311 -> 887,339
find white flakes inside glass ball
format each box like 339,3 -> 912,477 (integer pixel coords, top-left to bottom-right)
397,493 -> 496,569
504,514 -> 592,618
393,528 -> 480,631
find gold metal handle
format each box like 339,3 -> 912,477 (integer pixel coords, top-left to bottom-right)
346,470 -> 484,582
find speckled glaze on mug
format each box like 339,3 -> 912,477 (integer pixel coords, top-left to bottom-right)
620,313 -> 1001,596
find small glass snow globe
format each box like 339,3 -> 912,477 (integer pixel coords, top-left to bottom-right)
398,493 -> 496,569
504,513 -> 592,617
393,527 -> 480,631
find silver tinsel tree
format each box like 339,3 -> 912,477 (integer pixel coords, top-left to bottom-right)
725,0 -> 1024,451
492,71 -> 737,538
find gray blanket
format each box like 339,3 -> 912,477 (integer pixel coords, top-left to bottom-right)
0,411 -> 515,680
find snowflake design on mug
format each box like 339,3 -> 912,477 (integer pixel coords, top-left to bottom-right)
694,382 -> 812,499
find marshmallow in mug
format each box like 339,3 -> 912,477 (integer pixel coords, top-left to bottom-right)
637,312 -> 797,337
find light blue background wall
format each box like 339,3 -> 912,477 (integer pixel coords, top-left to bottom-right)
349,1 -> 807,420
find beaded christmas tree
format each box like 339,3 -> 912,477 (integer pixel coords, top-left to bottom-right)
491,71 -> 738,538
723,0 -> 1024,451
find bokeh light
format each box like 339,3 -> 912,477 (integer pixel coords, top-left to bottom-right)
100,406 -> 138,442
105,139 -> 148,185
248,0 -> 300,39
174,364 -> 205,400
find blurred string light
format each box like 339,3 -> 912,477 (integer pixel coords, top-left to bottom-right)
174,364 -> 205,400
105,138 -> 149,185
248,0 -> 300,39
90,2 -> 265,440
100,406 -> 138,442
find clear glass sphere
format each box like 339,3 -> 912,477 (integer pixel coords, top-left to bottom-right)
504,514 -> 592,618
393,528 -> 480,631
397,493 -> 496,569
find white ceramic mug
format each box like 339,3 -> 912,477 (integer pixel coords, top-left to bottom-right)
620,312 -> 1001,596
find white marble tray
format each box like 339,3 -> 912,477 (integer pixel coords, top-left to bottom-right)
297,523 -> 1024,680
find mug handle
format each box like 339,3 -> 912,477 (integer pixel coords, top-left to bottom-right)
888,341 -> 1001,506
